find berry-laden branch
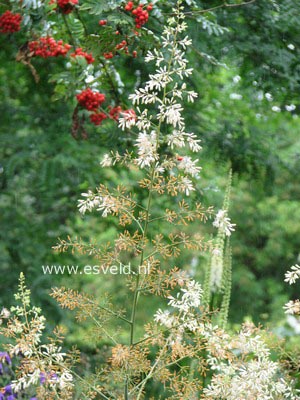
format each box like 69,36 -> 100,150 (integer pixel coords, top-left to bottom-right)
0,0 -> 155,138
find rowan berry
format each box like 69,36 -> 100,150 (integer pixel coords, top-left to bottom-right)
76,88 -> 105,111
124,2 -> 152,29
109,106 -> 122,120
70,48 -> 95,64
124,1 -> 133,11
116,40 -> 127,50
57,0 -> 78,14
29,37 -> 71,58
99,19 -> 107,26
0,10 -> 22,34
90,112 -> 108,125
104,52 -> 114,59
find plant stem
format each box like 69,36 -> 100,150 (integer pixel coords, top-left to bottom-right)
125,6 -> 182,397
100,60 -> 121,104
129,166 -> 155,345
124,166 -> 155,399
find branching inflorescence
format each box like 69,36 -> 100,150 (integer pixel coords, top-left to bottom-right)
1,0 -> 299,399
0,274 -> 76,399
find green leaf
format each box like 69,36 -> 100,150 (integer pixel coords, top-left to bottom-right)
67,16 -> 84,39
79,0 -> 120,15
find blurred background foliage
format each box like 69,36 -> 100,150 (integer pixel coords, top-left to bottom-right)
1,0 -> 300,352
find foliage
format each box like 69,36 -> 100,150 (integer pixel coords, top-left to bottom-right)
1,0 -> 300,398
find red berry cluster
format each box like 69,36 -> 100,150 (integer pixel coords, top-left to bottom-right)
57,0 -> 78,14
103,38 -> 137,59
70,48 -> 95,64
108,106 -> 123,120
76,88 -> 105,111
124,1 -> 152,29
29,37 -> 71,58
116,40 -> 128,51
75,88 -> 135,127
90,112 -> 107,125
89,105 -> 135,126
104,52 -> 114,59
0,10 -> 22,34
122,108 -> 136,120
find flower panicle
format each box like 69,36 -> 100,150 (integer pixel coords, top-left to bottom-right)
97,0 -> 202,199
0,274 -> 74,398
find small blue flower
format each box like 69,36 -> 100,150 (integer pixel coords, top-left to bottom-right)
50,372 -> 58,381
4,385 -> 13,395
39,372 -> 46,384
0,353 -> 11,366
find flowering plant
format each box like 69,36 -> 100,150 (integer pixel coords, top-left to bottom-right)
1,0 -> 299,399
0,274 -> 75,399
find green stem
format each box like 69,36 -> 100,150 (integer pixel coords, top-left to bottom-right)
85,298 -> 131,325
124,166 -> 155,400
129,167 -> 155,345
100,60 -> 121,104
133,352 -> 189,398
166,0 -> 256,16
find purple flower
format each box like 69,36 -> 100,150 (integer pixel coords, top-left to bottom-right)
4,385 -> 13,395
50,372 -> 58,381
40,371 -> 58,385
3,385 -> 17,399
0,352 -> 11,365
5,356 -> 11,365
39,372 -> 46,384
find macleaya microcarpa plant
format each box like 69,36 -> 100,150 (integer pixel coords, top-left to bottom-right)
1,0 -> 299,399
51,2 -> 299,399
53,3 -> 215,397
